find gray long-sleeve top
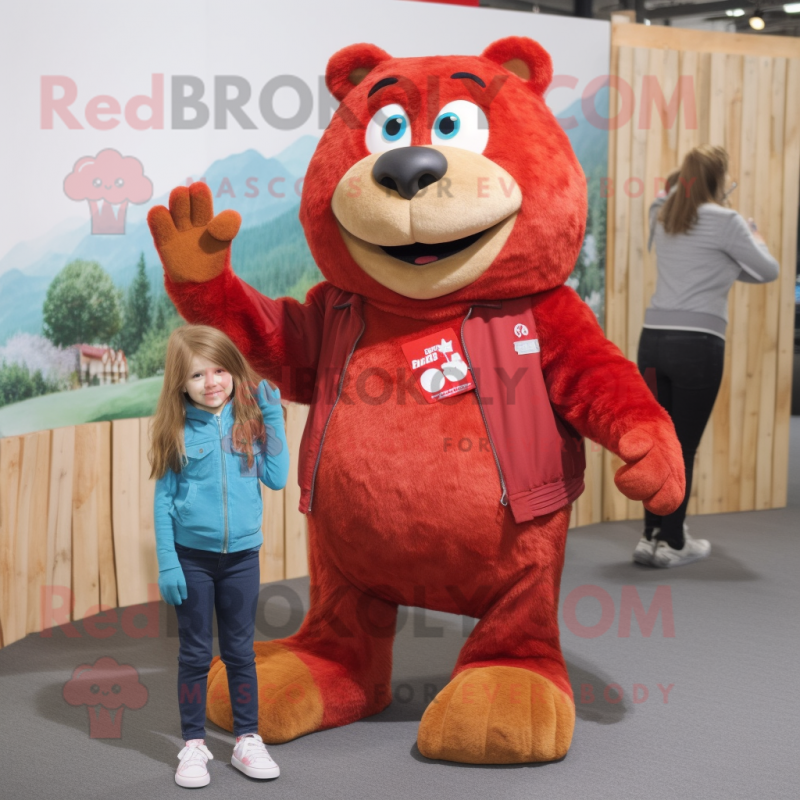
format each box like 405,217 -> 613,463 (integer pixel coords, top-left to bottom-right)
645,194 -> 780,339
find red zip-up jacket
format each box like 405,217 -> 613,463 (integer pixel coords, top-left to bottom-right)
166,269 -> 672,523
290,290 -> 586,522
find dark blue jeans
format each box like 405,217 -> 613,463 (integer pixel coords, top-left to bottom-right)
637,328 -> 725,547
174,542 -> 261,740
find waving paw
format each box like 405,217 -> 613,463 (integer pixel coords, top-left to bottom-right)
147,182 -> 241,283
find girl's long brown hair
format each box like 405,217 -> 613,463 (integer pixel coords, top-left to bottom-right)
149,325 -> 268,480
660,145 -> 729,235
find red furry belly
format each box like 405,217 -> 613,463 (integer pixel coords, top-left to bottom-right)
308,304 -> 511,593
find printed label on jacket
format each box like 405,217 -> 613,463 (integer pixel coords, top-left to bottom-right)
401,328 -> 475,404
514,338 -> 540,355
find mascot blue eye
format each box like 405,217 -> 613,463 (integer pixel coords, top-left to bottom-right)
429,101 -> 488,153
382,115 -> 408,142
366,103 -> 411,153
434,113 -> 460,140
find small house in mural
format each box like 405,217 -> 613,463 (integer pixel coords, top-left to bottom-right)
72,344 -> 128,387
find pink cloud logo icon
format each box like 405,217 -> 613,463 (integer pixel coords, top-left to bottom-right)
62,656 -> 149,738
64,148 -> 153,235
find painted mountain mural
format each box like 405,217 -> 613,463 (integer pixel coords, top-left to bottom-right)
0,91 -> 607,435
0,136 -> 319,344
0,93 -> 607,348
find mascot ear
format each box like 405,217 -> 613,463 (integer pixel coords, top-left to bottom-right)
481,37 -> 553,97
326,43 -> 393,102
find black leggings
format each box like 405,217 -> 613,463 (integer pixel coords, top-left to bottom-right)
636,328 -> 725,547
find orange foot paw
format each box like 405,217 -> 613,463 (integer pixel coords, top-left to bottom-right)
417,666 -> 575,764
207,641 -> 324,743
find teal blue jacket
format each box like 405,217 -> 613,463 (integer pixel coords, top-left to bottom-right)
154,381 -> 289,572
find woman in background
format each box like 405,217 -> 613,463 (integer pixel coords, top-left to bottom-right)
634,145 -> 779,568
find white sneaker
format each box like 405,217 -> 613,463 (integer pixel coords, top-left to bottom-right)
175,739 -> 213,788
652,527 -> 710,568
633,528 -> 659,565
231,733 -> 280,780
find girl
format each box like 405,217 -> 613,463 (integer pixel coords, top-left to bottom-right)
150,325 -> 289,788
635,145 -> 779,568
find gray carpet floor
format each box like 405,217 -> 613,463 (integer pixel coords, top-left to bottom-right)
1,417 -> 798,800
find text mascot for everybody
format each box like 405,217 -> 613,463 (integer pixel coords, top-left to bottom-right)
148,37 -> 684,765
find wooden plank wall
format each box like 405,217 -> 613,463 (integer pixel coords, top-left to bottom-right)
605,23 -> 800,521
0,405 -> 308,650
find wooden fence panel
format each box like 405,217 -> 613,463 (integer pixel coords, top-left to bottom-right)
111,419 -> 142,607
261,482 -> 285,583
138,419 -> 159,600
772,57 -> 800,507
643,47 -> 664,332
738,56 -> 767,511
696,52 -> 712,144
260,404 -> 287,581
12,436 -> 34,640
577,443 -> 604,528
755,57 -> 787,508
676,50 -> 699,164
661,49 -> 680,191
97,423 -> 117,610
0,437 -> 22,647
72,424 -> 101,620
708,53 -> 726,147
627,47 -> 649,362
284,404 -> 309,580
22,431 -> 51,635
724,55 -> 747,512
46,427 -> 74,627
604,43 -> 635,523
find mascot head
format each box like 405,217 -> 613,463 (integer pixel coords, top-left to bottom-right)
300,37 -> 587,315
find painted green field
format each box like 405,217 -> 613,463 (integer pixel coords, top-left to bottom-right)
0,377 -> 163,438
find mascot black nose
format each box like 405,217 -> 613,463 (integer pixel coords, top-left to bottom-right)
372,147 -> 448,200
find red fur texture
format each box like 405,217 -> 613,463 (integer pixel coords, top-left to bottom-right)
325,42 -> 392,101
482,36 -> 554,96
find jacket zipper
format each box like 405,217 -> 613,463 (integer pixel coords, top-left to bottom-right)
460,308 -> 508,507
307,314 -> 366,513
216,415 -> 229,553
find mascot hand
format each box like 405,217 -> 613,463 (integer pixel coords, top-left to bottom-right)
147,182 -> 241,283
613,423 -> 686,515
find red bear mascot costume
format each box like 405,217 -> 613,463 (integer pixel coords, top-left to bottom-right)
148,38 -> 684,764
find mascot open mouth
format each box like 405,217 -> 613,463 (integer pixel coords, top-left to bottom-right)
379,228 -> 490,265
335,210 -> 519,300
330,144 -> 524,296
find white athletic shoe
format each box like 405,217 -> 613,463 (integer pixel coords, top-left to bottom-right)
175,739 -> 213,788
633,528 -> 659,565
652,527 -> 710,568
231,733 -> 280,780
